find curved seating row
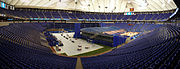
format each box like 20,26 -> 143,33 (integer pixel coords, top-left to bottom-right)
0,24 -> 77,69
0,8 -> 172,21
81,25 -> 180,69
0,23 -> 179,69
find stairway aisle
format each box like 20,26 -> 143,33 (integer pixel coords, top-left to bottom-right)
76,57 -> 83,69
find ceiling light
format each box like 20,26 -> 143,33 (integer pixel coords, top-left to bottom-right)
20,0 -> 30,3
167,0 -> 171,3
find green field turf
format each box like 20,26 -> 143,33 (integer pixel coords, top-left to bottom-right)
74,44 -> 113,56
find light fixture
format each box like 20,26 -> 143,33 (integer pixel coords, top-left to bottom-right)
20,0 -> 30,3
167,0 -> 171,3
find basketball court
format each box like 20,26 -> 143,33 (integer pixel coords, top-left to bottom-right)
120,32 -> 139,37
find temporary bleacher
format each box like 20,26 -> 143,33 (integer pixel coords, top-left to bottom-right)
102,23 -> 163,32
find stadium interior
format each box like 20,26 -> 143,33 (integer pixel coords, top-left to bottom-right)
0,0 -> 180,69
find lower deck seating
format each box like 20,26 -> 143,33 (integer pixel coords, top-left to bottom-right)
81,25 -> 180,69
0,23 -> 179,69
0,24 -> 77,69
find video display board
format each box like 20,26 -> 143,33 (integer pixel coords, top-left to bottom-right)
124,12 -> 135,15
1,1 -> 14,10
1,2 -> 6,8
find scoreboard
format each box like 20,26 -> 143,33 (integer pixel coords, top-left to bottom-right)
1,2 -> 5,8
0,1 -> 14,10
124,8 -> 135,15
124,12 -> 135,15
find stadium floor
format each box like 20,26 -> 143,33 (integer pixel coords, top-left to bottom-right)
52,32 -> 103,56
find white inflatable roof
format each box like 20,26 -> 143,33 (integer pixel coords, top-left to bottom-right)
2,0 -> 177,12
